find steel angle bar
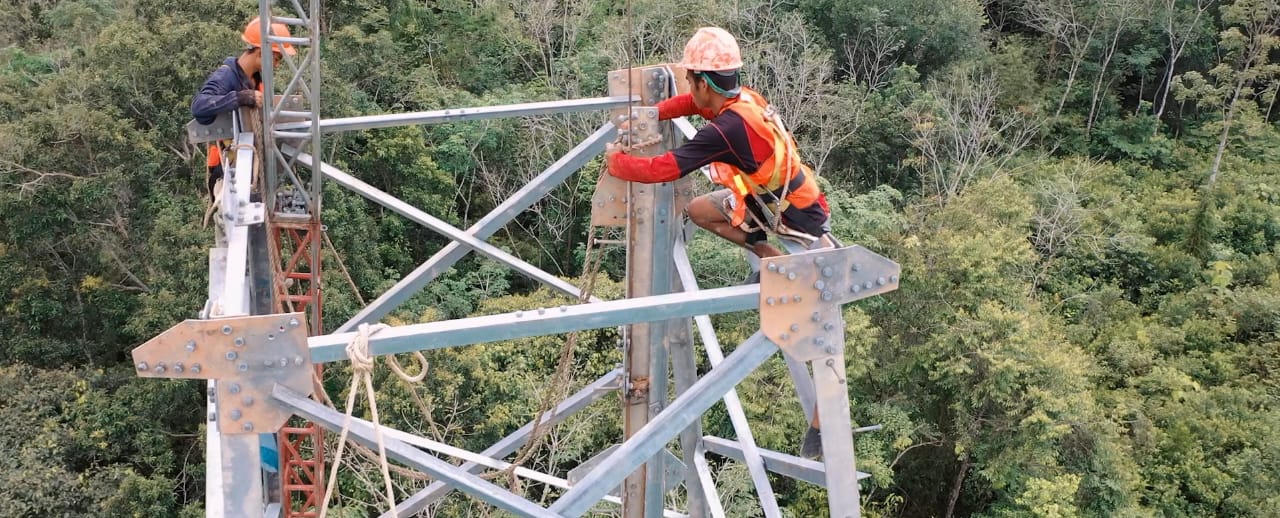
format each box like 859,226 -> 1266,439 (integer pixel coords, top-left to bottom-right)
309,285 -> 760,364
353,420 -> 688,518
288,151 -> 586,300
671,242 -> 781,518
280,96 -> 637,133
338,122 -> 616,332
271,385 -> 560,518
700,436 -> 871,486
389,369 -> 621,517
551,333 -> 779,517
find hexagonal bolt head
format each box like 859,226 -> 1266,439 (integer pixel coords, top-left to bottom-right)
242,423 -> 254,432
191,364 -> 202,374
237,363 -> 248,372
225,351 -> 238,361
229,383 -> 241,394
136,362 -> 149,371
185,340 -> 197,352
230,409 -> 242,420
233,337 -> 245,347
288,318 -> 300,328
222,325 -> 233,335
153,364 -> 166,374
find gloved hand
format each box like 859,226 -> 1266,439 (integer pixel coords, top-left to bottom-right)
237,90 -> 259,107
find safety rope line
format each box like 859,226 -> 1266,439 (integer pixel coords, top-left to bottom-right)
481,225 -> 609,490
318,323 -> 431,518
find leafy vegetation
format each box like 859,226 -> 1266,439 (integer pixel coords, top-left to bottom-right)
2,0 -> 1279,516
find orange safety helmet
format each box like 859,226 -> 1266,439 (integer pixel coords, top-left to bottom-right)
241,17 -> 297,56
678,27 -> 742,72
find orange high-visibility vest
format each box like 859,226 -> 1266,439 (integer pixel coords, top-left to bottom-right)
707,87 -> 821,228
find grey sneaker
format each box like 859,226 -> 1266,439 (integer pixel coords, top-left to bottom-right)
801,426 -> 822,460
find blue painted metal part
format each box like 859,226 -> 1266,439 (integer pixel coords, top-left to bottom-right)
333,122 -> 616,333
551,333 -> 778,517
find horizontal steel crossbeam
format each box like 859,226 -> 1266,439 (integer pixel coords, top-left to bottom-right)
308,285 -> 760,363
278,96 -> 637,133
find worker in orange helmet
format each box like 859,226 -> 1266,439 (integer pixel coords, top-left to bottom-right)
605,27 -> 832,275
605,27 -> 833,459
191,17 -> 297,198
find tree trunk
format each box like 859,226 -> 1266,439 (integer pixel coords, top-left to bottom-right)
944,453 -> 971,518
1209,81 -> 1245,186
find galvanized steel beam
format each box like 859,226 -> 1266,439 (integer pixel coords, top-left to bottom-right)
551,333 -> 778,517
271,386 -> 561,518
278,96 -> 636,133
308,285 -> 759,363
334,122 -> 616,333
388,369 -> 621,517
289,151 -> 588,300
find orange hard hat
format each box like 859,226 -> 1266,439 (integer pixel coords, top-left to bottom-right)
242,17 -> 297,56
678,27 -> 742,72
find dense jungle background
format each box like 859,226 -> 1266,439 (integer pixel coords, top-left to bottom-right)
2,0 -> 1279,516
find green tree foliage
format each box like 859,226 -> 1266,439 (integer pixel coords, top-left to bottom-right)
3,0 -> 1280,516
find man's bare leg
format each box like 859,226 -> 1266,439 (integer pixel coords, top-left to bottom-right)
687,195 -> 782,258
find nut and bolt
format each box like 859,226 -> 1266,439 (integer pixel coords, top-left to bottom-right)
891,275 -> 899,283
185,340 -> 196,352
822,291 -> 833,301
243,423 -> 254,432
825,346 -> 837,354
242,396 -> 254,406
136,362 -> 149,371
767,263 -> 778,272
153,363 -> 166,374
792,295 -> 802,303
822,267 -> 834,278
790,324 -> 800,332
814,280 -> 826,290
811,312 -> 821,322
787,272 -> 797,281
766,297 -> 776,306
278,358 -> 288,367
823,323 -> 835,331
229,383 -> 241,394
237,363 -> 248,372
230,409 -> 242,420
222,325 -> 233,335
225,351 -> 238,361
293,356 -> 304,366
877,277 -> 886,286
233,337 -> 245,347
289,318 -> 299,328
173,363 -> 184,374
191,364 -> 202,374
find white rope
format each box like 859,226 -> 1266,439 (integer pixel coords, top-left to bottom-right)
317,322 -> 430,518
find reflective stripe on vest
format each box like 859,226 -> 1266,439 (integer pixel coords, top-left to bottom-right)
707,87 -> 819,227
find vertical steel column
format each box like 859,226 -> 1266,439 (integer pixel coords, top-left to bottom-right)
814,332 -> 861,518
615,66 -> 677,518
260,1 -> 327,515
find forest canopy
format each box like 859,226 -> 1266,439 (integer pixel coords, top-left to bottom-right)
1,0 -> 1278,516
